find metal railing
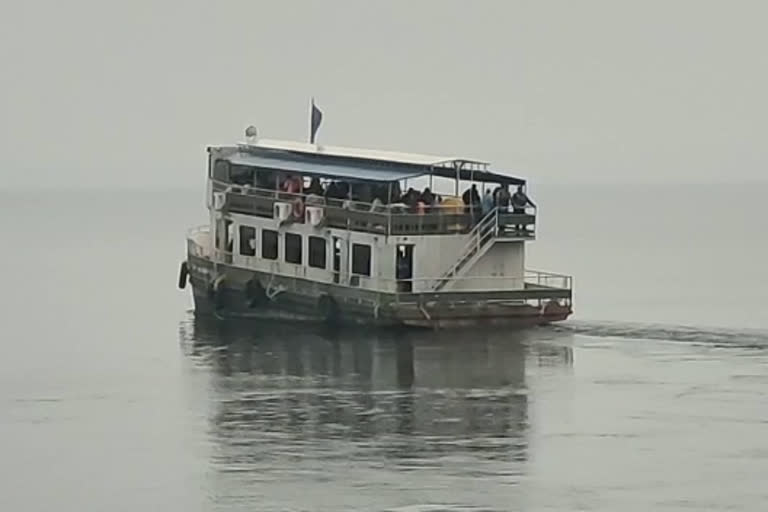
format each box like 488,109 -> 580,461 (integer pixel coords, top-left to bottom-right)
210,180 -> 536,237
525,269 -> 573,291
188,237 -> 571,297
186,225 -> 211,259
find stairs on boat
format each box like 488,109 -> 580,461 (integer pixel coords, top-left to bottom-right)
432,209 -> 499,291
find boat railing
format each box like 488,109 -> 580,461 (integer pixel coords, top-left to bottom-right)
186,225 -> 212,259
201,244 -> 571,296
524,269 -> 572,291
211,180 -> 536,237
383,270 -> 571,294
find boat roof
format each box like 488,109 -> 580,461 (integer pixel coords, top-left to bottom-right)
215,138 -> 526,185
244,138 -> 489,168
226,151 -> 425,183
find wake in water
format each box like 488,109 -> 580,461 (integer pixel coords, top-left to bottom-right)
551,320 -> 768,350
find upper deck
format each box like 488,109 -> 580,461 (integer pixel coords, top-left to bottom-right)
207,139 -> 537,238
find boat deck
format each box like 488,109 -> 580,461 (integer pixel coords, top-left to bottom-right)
215,181 -> 537,238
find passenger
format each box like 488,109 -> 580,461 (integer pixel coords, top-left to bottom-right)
462,184 -> 481,223
390,182 -> 402,204
421,187 -> 436,208
511,185 -> 534,213
325,181 -> 349,206
282,175 -> 302,195
462,184 -> 481,209
339,182 -> 350,200
305,177 -> 324,196
481,189 -> 494,215
401,188 -> 415,211
492,185 -> 502,205
325,181 -> 339,200
496,185 -> 511,212
511,185 -> 535,233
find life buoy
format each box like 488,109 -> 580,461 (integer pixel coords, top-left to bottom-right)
244,278 -> 266,307
317,294 -> 340,325
292,197 -> 305,219
177,261 -> 189,289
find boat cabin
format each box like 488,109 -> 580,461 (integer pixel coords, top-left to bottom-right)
202,137 -> 540,295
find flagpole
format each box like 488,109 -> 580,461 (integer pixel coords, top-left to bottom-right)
310,97 -> 322,145
309,97 -> 314,144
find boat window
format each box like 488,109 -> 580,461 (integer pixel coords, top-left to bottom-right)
308,236 -> 327,269
212,159 -> 229,181
239,226 -> 256,256
332,237 -> 341,284
352,243 -> 372,277
227,221 -> 234,252
262,229 -> 278,260
396,244 -> 413,292
285,233 -> 303,265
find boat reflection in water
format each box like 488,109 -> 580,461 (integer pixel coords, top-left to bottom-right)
179,317 -> 573,502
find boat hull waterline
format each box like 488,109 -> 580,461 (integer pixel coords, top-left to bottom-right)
184,254 -> 572,329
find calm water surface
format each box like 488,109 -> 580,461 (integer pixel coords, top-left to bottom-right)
1,186 -> 767,511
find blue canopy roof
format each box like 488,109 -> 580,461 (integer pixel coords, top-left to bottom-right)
226,151 -> 425,183
222,146 -> 526,185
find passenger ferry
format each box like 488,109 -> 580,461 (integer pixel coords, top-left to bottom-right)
179,125 -> 573,328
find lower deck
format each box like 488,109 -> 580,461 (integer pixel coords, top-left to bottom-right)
183,253 -> 572,328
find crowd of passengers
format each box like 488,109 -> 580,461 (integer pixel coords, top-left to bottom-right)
249,173 -> 535,216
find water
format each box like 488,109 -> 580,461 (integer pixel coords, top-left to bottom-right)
1,185 -> 767,511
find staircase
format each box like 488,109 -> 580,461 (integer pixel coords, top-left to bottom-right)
432,209 -> 499,291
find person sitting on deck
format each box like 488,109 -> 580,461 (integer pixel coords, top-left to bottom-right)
403,188 -> 420,213
305,177 -> 324,196
420,187 -> 436,210
282,175 -> 302,195
325,181 -> 349,206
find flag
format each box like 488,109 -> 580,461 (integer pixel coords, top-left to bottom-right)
310,98 -> 323,144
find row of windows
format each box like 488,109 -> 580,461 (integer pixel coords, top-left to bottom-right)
236,226 -> 371,276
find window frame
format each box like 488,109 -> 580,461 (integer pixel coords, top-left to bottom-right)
308,236 -> 327,269
351,243 -> 372,277
284,233 -> 303,265
238,225 -> 256,256
261,229 -> 278,260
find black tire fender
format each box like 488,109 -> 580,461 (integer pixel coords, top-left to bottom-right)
178,261 -> 189,289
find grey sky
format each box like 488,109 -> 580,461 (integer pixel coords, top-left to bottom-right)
1,0 -> 765,188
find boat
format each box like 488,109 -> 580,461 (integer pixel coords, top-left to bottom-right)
179,120 -> 573,328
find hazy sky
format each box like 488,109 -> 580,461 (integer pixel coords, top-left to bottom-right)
1,0 -> 765,188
